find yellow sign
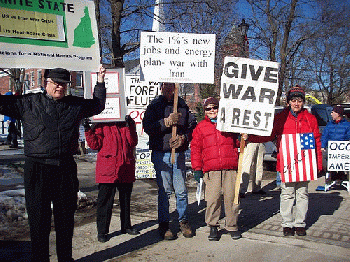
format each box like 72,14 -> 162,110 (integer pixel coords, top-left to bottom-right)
0,7 -> 65,41
306,94 -> 321,104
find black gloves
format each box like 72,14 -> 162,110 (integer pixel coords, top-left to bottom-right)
125,115 -> 135,127
82,118 -> 91,131
193,171 -> 203,183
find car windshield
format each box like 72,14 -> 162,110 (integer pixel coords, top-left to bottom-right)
311,105 -> 333,126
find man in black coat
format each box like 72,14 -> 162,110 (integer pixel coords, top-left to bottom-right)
0,66 -> 106,262
142,83 -> 197,240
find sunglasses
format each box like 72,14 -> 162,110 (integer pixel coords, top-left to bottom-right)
205,106 -> 218,111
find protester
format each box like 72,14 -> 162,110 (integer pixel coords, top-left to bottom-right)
245,85 -> 322,237
0,66 -> 106,262
240,142 -> 266,198
142,82 -> 197,240
5,115 -> 19,148
84,115 -> 140,243
191,97 -> 241,241
321,105 -> 350,185
4,92 -> 19,148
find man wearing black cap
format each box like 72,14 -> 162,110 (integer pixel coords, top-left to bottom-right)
0,66 -> 106,262
321,105 -> 350,185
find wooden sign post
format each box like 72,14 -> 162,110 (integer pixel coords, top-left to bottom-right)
171,84 -> 179,164
234,136 -> 246,204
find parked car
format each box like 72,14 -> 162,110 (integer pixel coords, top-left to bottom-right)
263,104 -> 332,171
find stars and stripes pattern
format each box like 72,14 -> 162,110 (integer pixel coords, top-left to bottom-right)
279,133 -> 318,182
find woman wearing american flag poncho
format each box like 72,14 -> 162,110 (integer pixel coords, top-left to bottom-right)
244,85 -> 322,237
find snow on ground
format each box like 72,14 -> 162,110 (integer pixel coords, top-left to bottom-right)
0,165 -> 27,226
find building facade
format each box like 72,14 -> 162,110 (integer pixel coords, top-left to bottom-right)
0,69 -> 83,96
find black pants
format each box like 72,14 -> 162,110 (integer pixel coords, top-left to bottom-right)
97,183 -> 133,235
24,157 -> 78,262
330,171 -> 347,181
7,122 -> 18,147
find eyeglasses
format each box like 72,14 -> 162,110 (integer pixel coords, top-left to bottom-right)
46,80 -> 67,88
205,106 -> 218,111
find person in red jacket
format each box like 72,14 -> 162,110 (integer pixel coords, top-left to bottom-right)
191,97 -> 241,241
245,86 -> 322,237
84,115 -> 139,243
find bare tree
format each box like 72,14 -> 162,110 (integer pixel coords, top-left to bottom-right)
97,0 -> 239,74
245,0 -> 318,105
299,0 -> 350,104
96,0 -> 150,67
164,0 -> 239,96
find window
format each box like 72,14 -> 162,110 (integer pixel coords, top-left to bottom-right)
31,71 -> 35,87
76,72 -> 83,87
38,70 -> 42,87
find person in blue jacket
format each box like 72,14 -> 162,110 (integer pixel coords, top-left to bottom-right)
321,105 -> 350,183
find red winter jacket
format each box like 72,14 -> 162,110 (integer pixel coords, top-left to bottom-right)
191,116 -> 240,173
249,107 -> 322,172
85,122 -> 138,184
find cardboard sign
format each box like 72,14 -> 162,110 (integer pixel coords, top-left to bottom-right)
84,69 -> 127,122
217,57 -> 279,136
140,31 -> 216,83
135,149 -> 156,179
0,0 -> 100,71
125,75 -> 161,109
280,133 -> 318,182
327,141 -> 350,171
125,75 -> 161,179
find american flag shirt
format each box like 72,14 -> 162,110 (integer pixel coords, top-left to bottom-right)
279,133 -> 318,183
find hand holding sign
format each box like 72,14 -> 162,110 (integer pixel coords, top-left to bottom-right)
169,134 -> 185,149
165,112 -> 182,127
97,65 -> 106,83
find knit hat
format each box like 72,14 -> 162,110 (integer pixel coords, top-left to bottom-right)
204,97 -> 219,108
287,85 -> 305,102
332,105 -> 344,116
44,68 -> 71,83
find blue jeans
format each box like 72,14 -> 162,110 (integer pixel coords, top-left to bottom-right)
151,151 -> 188,223
276,171 -> 281,187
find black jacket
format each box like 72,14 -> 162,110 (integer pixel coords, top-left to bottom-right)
142,95 -> 197,152
0,83 -> 106,158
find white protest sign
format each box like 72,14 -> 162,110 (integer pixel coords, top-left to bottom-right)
125,75 -> 161,179
140,31 -> 216,83
327,141 -> 350,171
91,71 -> 120,94
84,69 -> 127,122
125,74 -> 161,142
0,0 -> 100,71
135,149 -> 156,179
217,57 -> 279,136
129,108 -> 156,179
125,75 -> 161,109
93,97 -> 121,120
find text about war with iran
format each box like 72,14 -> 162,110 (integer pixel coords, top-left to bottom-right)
217,57 -> 279,136
140,32 -> 215,84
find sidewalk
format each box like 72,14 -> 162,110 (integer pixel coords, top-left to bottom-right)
1,150 -> 350,261
67,174 -> 350,262
66,162 -> 350,261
